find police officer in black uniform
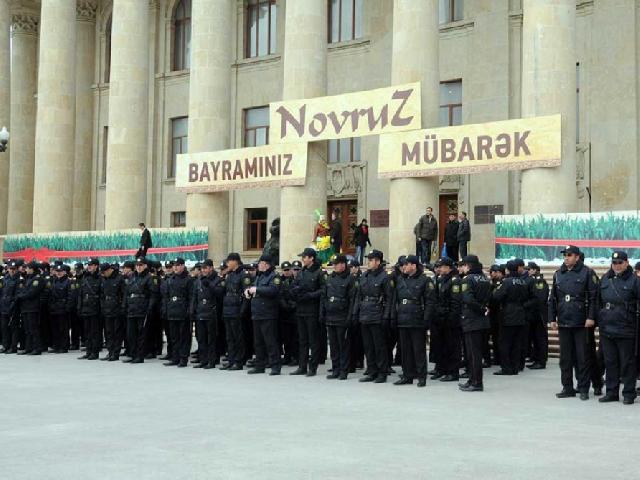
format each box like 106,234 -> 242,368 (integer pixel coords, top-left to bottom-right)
70,263 -> 84,350
0,261 -> 21,353
393,255 -> 435,387
321,254 -> 356,380
17,261 -> 44,355
492,260 -> 529,376
77,258 -> 101,360
290,247 -> 324,377
100,263 -> 125,361
278,261 -> 298,366
487,264 -> 505,366
162,258 -> 193,368
549,245 -> 598,400
49,264 -> 73,354
347,259 -> 364,372
192,259 -> 224,369
526,262 -> 549,370
354,249 -> 393,383
219,253 -> 250,370
596,251 -> 639,404
123,258 -> 156,364
434,257 -> 462,382
245,254 -> 282,375
458,255 -> 491,392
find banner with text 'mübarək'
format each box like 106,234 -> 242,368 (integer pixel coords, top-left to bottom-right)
495,211 -> 640,267
2,227 -> 208,264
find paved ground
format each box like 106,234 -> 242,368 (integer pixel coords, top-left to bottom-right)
0,353 -> 638,480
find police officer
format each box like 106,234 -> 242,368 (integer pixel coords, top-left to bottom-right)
246,254 -> 282,375
596,251 -> 639,404
290,247 -> 324,377
549,245 -> 598,400
100,263 -> 125,361
278,261 -> 298,366
70,262 -> 84,350
526,262 -> 549,370
458,255 -> 491,392
354,249 -> 393,383
220,253 -> 250,370
347,259 -> 364,372
0,261 -> 21,353
159,260 -> 173,361
162,258 -> 193,368
17,261 -> 44,355
192,259 -> 224,369
49,264 -> 73,354
434,257 -> 462,382
393,255 -> 435,387
321,254 -> 356,380
123,258 -> 156,364
487,264 -> 505,366
492,260 -> 528,376
40,262 -> 52,352
77,258 -> 101,360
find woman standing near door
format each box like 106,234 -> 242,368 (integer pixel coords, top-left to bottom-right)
353,219 -> 371,264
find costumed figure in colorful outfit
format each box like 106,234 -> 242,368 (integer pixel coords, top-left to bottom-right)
313,212 -> 334,265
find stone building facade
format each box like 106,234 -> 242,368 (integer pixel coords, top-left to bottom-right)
0,0 -> 634,263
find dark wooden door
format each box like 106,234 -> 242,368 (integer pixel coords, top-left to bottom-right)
328,200 -> 358,255
438,194 -> 458,252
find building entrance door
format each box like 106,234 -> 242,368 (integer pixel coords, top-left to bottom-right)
327,200 -> 358,255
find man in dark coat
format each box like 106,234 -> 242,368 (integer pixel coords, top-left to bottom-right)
192,259 -> 224,369
457,212 -> 471,258
330,210 -> 343,254
434,257 -> 462,382
278,261 -> 298,366
0,261 -> 21,353
49,265 -> 73,354
526,262 -> 550,370
417,207 -> 438,265
76,258 -> 102,360
162,258 -> 193,368
220,253 -> 251,370
136,223 -> 152,258
100,263 -> 125,361
122,258 -> 156,363
17,261 -> 44,355
443,213 -> 459,262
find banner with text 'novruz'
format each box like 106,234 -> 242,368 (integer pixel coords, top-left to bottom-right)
377,114 -> 561,178
270,83 -> 421,144
175,143 -> 307,192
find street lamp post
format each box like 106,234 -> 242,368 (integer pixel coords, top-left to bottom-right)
0,126 -> 9,152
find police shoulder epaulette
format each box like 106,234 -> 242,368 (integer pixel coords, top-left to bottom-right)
242,277 -> 251,285
274,276 -> 281,285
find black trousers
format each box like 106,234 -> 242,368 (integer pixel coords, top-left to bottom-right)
146,308 -> 162,356
196,317 -> 217,365
162,316 -> 172,357
70,313 -> 83,349
280,320 -> 298,362
518,320 -> 530,369
348,323 -> 364,371
528,314 -> 548,365
127,316 -> 147,360
168,320 -> 191,362
499,324 -> 523,374
361,323 -> 388,378
489,316 -> 501,365
318,317 -> 328,363
224,316 -> 245,366
50,313 -> 69,352
23,312 -> 41,353
384,324 -> 398,367
430,322 -> 444,369
327,325 -> 350,375
104,315 -> 124,358
441,327 -> 462,376
446,243 -> 459,262
398,327 -> 427,380
587,327 -> 604,389
601,335 -> 637,399
242,314 -> 254,361
464,330 -> 485,387
82,314 -> 101,356
558,327 -> 592,393
1,314 -> 19,351
253,318 -> 281,371
215,312 -> 226,361
297,314 -> 320,372
40,310 -> 51,350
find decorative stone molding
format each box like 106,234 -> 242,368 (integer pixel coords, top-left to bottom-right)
327,162 -> 366,198
11,13 -> 38,35
576,142 -> 591,199
77,0 -> 97,22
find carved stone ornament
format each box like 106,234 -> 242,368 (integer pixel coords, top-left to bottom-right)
11,13 -> 38,35
327,163 -> 366,198
77,0 -> 98,22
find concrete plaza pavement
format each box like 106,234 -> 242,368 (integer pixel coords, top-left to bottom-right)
0,353 -> 638,480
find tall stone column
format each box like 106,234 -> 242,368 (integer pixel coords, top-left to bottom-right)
387,0 -> 440,261
520,0 -> 577,213
185,0 -> 232,257
7,13 -> 38,234
279,1 -> 327,262
0,0 -> 10,234
32,0 -> 77,232
104,0 -> 149,229
73,1 -> 97,231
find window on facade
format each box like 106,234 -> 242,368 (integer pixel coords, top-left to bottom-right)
101,126 -> 108,185
246,0 -> 276,58
439,0 -> 464,24
104,15 -> 112,83
173,0 -> 192,71
171,211 -> 186,227
246,208 -> 267,250
329,0 -> 363,43
439,80 -> 462,126
328,137 -> 361,164
169,117 -> 188,179
244,107 -> 269,147
474,204 -> 503,225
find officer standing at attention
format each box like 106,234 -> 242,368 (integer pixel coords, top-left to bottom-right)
77,258 -> 102,360
278,261 -> 298,366
290,247 -> 324,377
245,254 -> 282,375
0,261 -> 21,354
347,259 -> 365,373
458,255 -> 491,392
220,253 -> 250,371
549,245 -> 598,400
162,258 -> 193,368
100,263 -> 125,361
192,259 -> 224,369
17,261 -> 44,355
434,257 -> 462,382
392,255 -> 436,387
526,262 -> 549,370
354,249 -> 393,383
320,254 -> 356,380
596,251 -> 639,405
49,265 -> 73,354
123,258 -> 156,364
